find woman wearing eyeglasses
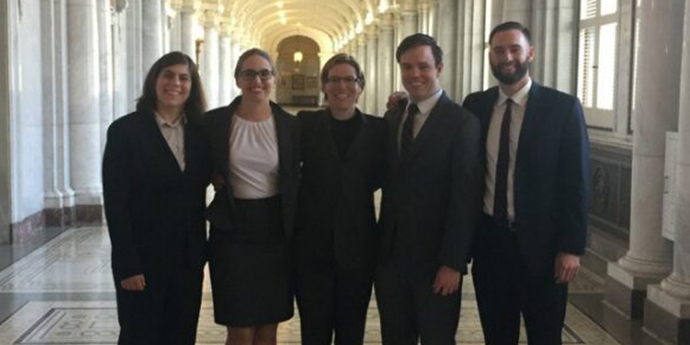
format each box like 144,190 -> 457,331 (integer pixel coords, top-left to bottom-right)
294,54 -> 387,344
204,48 -> 300,345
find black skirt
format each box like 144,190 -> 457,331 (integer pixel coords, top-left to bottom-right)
208,195 -> 293,326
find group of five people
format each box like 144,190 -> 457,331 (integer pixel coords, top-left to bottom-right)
102,21 -> 589,345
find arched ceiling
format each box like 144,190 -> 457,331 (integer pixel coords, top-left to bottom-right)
188,0 -> 404,56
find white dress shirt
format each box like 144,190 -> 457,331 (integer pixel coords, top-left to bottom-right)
484,77 -> 532,219
397,88 -> 443,151
229,114 -> 280,199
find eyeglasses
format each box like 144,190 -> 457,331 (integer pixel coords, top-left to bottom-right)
326,76 -> 360,85
239,69 -> 274,81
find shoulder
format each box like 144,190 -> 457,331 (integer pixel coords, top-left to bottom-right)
463,87 -> 497,107
296,109 -> 326,122
532,84 -> 579,106
107,111 -> 144,134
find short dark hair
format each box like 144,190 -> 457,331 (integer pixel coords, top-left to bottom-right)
320,53 -> 366,90
234,48 -> 277,79
489,21 -> 532,45
136,51 -> 206,123
395,33 -> 443,65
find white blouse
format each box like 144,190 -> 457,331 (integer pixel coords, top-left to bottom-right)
228,114 -> 280,199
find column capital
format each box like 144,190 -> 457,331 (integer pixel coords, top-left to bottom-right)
400,0 -> 418,12
201,10 -> 220,28
365,25 -> 379,38
357,34 -> 367,46
378,13 -> 394,29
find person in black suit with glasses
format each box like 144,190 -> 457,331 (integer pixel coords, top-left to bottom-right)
294,53 -> 387,345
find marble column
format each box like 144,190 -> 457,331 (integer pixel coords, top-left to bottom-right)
142,0 -> 163,72
392,12 -> 403,93
606,0 -> 683,324
97,0 -> 114,153
125,0 -> 143,110
365,26 -> 378,115
231,35 -> 242,97
42,0 -> 75,227
376,14 -> 394,115
356,35 -> 367,109
180,5 -> 198,61
219,26 -> 232,106
436,0 -> 458,98
0,0 -> 10,242
112,4 -> 130,117
203,12 -> 220,108
418,1 -> 430,34
501,0 -> 532,27
643,2 -> 690,344
67,0 -> 103,221
169,8 -> 181,52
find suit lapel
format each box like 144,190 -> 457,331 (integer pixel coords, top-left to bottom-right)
320,109 -> 341,160
342,109 -> 369,161
273,104 -> 293,195
516,83 -> 541,161
403,92 -> 449,161
140,110 -> 184,175
387,101 -> 405,166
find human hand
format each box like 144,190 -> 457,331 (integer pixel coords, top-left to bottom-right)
386,91 -> 409,111
554,252 -> 580,283
432,265 -> 461,296
121,274 -> 146,291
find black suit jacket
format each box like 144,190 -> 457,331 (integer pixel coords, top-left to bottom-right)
204,96 -> 300,240
295,108 -> 387,270
102,111 -> 211,282
463,82 -> 590,275
379,92 -> 483,274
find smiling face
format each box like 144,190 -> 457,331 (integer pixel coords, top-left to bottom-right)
399,45 -> 443,103
323,63 -> 362,113
155,64 -> 191,113
489,29 -> 535,85
236,54 -> 274,103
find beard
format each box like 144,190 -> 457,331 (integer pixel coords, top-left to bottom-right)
491,60 -> 530,85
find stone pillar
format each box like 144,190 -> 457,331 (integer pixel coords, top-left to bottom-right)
364,26 -> 378,115
42,0 -> 75,227
643,2 -> 690,344
0,0 -> 11,242
67,0 -> 103,222
356,35 -> 367,109
125,0 -> 143,110
169,7 -> 181,52
377,14 -> 394,116
219,25 -> 232,106
418,1 -> 430,34
231,35 -> 242,98
605,0 -> 683,327
142,0 -> 163,72
112,4 -> 130,116
203,11 -> 220,108
436,0 -> 458,98
98,0 -> 114,153
502,0 -> 532,27
180,5 -> 198,61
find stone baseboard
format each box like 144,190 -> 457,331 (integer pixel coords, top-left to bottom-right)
644,286 -> 690,345
7,205 -> 103,245
605,274 -> 646,319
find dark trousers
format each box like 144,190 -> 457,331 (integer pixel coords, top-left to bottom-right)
295,255 -> 373,345
472,216 -> 568,345
115,265 -> 204,345
375,249 -> 461,345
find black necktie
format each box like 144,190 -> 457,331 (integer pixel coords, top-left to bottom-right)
401,103 -> 419,159
494,99 -> 512,225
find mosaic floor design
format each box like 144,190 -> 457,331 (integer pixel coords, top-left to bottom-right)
0,299 -> 620,344
0,228 -> 620,344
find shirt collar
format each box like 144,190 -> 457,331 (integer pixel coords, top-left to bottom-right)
497,77 -> 532,108
154,111 -> 187,128
408,88 -> 443,115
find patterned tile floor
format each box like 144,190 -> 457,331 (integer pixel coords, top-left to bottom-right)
0,227 -> 621,344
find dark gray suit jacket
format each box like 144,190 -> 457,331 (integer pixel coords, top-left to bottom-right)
379,92 -> 483,274
463,82 -> 590,275
295,108 -> 387,271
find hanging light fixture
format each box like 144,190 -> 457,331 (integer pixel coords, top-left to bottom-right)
293,26 -> 303,63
